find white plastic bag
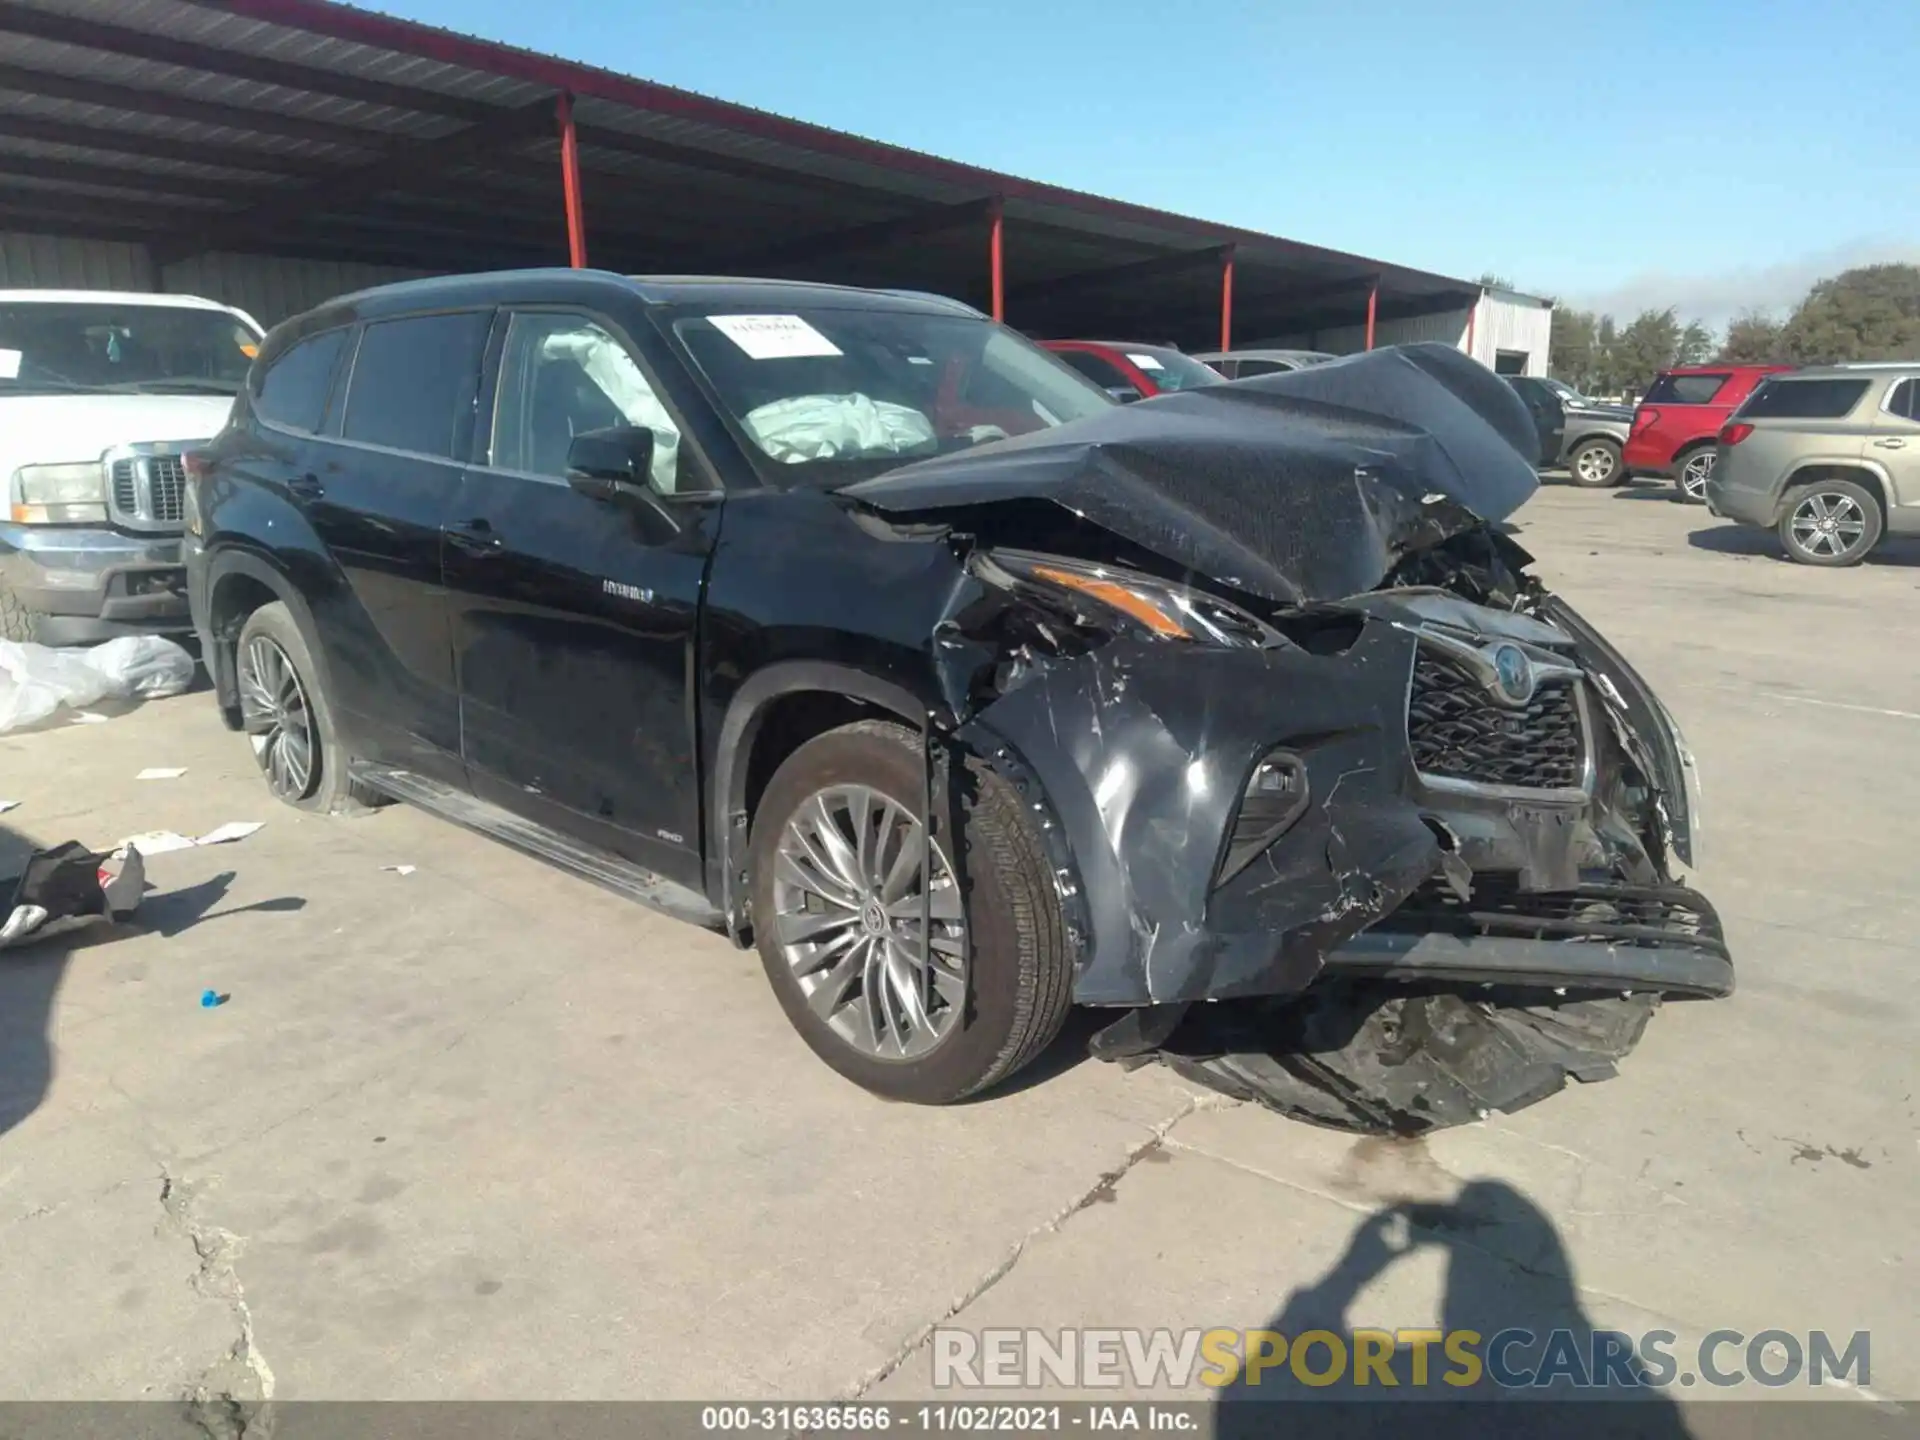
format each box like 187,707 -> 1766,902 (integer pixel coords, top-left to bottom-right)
82,635 -> 196,699
0,636 -> 195,734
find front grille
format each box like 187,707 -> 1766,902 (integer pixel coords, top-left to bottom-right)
110,459 -> 139,514
106,452 -> 188,528
1408,652 -> 1584,791
1376,877 -> 1726,953
147,455 -> 186,523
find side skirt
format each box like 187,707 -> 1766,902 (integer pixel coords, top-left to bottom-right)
350,763 -> 724,931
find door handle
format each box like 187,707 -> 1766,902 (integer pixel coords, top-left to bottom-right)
1873,438 -> 1907,449
286,472 -> 324,500
446,516 -> 504,555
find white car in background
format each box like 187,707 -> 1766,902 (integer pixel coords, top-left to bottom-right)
1,290 -> 263,644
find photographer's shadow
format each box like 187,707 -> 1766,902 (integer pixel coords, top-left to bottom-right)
1216,1177 -> 1692,1437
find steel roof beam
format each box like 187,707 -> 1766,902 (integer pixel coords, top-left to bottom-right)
0,2 -> 499,121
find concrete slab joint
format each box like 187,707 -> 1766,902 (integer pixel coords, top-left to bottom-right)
156,1164 -> 276,1429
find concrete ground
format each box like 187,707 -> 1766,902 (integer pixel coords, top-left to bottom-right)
0,481 -> 1914,1411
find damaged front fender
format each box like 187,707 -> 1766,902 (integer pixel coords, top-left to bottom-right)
955,617 -> 1443,1005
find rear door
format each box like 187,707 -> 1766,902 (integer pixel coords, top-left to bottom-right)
1871,375 -> 1920,523
446,307 -> 720,887
1637,371 -> 1731,465
299,309 -> 491,781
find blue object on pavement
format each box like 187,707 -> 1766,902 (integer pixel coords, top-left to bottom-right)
200,989 -> 228,1008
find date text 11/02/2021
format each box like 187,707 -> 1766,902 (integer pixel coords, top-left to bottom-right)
700,1406 -> 1192,1432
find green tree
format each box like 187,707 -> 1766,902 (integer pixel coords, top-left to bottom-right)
1475,272 -> 1515,291
1549,307 -> 1600,390
1778,264 -> 1920,363
1611,308 -> 1684,396
1677,320 -> 1714,366
1718,310 -> 1783,363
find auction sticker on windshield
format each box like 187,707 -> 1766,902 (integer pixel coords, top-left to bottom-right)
708,314 -> 843,360
0,348 -> 20,379
1127,353 -> 1165,371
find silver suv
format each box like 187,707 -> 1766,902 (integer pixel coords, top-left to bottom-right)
1706,363 -> 1920,566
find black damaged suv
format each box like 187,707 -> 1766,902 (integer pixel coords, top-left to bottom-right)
185,270 -> 1729,1130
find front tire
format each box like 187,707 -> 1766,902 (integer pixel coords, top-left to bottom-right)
1567,437 -> 1623,488
1777,478 -> 1882,567
234,602 -> 373,813
749,719 -> 1073,1104
1672,446 -> 1714,503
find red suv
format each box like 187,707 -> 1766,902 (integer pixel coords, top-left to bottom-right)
1626,364 -> 1791,502
1041,340 -> 1224,400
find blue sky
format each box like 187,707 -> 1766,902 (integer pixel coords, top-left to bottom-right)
374,0 -> 1918,328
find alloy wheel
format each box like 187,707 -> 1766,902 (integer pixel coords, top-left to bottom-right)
771,783 -> 967,1061
1680,451 -> 1714,501
1574,445 -> 1617,485
1789,491 -> 1868,561
238,635 -> 319,801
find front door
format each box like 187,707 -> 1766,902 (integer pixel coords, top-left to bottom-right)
445,308 -> 720,888
298,310 -> 492,782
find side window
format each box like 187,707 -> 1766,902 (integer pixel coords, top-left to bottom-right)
1644,373 -> 1729,406
1235,359 -> 1286,378
341,312 -> 491,460
1055,350 -> 1134,391
1209,359 -> 1238,379
489,312 -> 684,493
254,328 -> 348,434
1887,377 -> 1920,422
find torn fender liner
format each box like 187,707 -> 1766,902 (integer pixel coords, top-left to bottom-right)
843,343 -> 1540,606
1143,985 -> 1664,1136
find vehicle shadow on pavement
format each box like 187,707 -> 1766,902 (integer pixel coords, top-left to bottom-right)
1213,1178 -> 1693,1437
1688,525 -> 1920,567
1610,485 -> 1685,502
1,823 -> 305,1141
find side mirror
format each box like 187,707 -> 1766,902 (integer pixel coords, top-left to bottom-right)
565,426 -> 655,500
1107,386 -> 1144,404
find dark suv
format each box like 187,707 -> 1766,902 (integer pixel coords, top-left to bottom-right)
185,271 -> 1728,1131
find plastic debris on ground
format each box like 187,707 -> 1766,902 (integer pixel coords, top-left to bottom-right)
113,822 -> 263,858
0,800 -> 18,814
0,636 -> 196,734
0,840 -> 145,951
381,864 -> 416,876
135,767 -> 188,781
200,989 -> 229,1009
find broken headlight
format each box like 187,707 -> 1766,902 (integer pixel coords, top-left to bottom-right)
976,549 -> 1282,648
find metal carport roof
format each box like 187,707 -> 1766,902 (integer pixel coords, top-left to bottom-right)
0,0 -> 1482,347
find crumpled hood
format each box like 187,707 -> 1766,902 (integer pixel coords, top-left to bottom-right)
841,342 -> 1541,606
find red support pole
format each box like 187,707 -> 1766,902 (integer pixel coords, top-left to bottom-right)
556,91 -> 587,268
1219,245 -> 1235,353
988,197 -> 1004,322
1364,280 -> 1378,351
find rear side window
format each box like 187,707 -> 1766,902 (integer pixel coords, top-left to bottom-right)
342,312 -> 492,459
1643,373 -> 1729,406
1055,349 -> 1134,391
1234,359 -> 1289,378
254,328 -> 348,434
1884,377 -> 1920,421
1739,378 -> 1871,419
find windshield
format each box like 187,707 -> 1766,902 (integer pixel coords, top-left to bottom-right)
1123,346 -> 1224,391
665,306 -> 1114,481
0,301 -> 258,395
1543,378 -> 1598,406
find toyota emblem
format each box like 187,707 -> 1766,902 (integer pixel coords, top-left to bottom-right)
1491,644 -> 1535,706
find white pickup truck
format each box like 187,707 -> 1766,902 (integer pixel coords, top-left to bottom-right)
1,289 -> 264,644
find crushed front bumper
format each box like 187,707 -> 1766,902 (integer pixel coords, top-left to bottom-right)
962,603 -> 1724,1008
0,522 -> 190,644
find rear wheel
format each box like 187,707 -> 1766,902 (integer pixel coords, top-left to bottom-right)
1567,437 -> 1623,488
1672,446 -> 1714,503
749,719 -> 1073,1104
234,602 -> 376,813
1777,478 -> 1882,567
